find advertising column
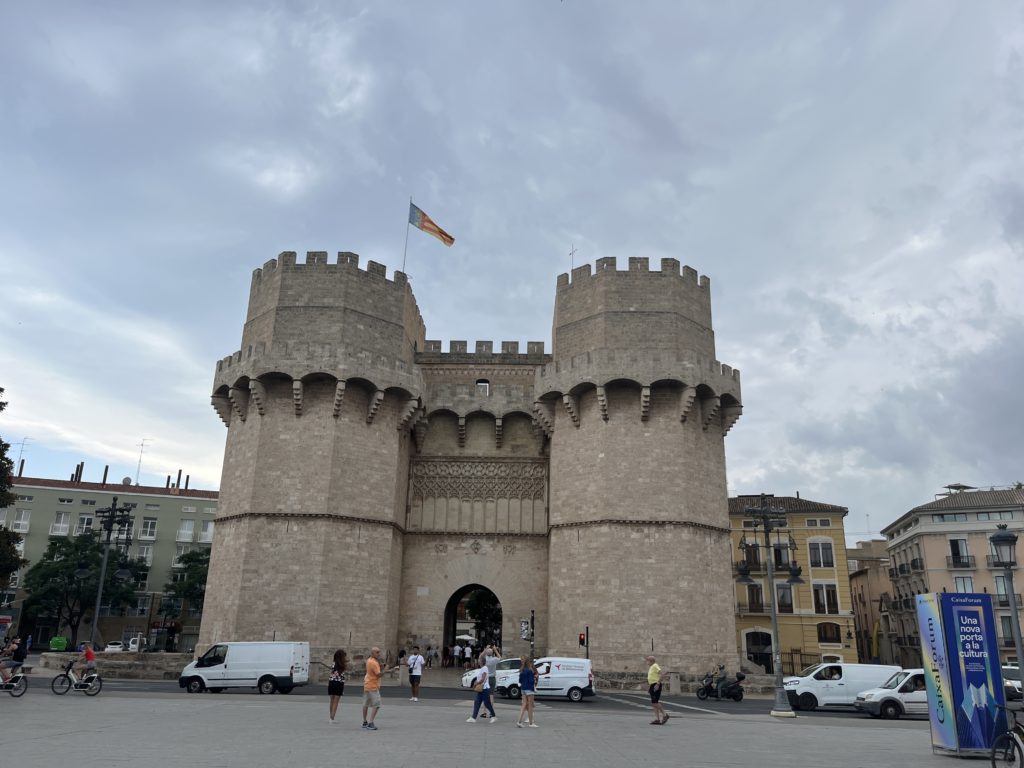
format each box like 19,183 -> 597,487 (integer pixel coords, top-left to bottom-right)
917,593 -> 1006,756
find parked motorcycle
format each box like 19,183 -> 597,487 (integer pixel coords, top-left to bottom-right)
695,664 -> 745,702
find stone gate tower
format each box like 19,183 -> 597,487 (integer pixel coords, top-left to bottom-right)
200,251 -> 742,676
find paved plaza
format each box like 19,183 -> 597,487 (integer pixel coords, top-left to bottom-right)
2,678 -> 959,768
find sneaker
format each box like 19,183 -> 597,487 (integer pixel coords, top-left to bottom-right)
528,723 -> 539,728
413,697 -> 418,701
489,716 -> 497,724
466,717 -> 477,723
516,722 -> 523,728
366,723 -> 378,731
410,697 -> 416,701
663,713 -> 670,722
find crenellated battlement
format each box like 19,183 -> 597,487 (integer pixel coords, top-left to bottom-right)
555,256 -> 710,292
251,250 -> 409,289
416,339 -> 549,365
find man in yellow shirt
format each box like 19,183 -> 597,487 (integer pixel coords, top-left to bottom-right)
646,655 -> 668,724
362,647 -> 391,730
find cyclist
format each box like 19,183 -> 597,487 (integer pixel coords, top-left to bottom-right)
73,641 -> 97,679
0,636 -> 25,682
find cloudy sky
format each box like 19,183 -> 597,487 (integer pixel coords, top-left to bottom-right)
2,2 -> 1022,543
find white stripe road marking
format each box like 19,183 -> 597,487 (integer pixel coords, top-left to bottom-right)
600,693 -> 726,716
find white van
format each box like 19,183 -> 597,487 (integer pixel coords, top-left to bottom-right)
494,657 -> 595,702
854,668 -> 927,719
783,662 -> 901,711
179,641 -> 310,695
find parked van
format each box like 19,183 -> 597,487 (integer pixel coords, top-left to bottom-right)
854,668 -> 927,719
179,641 -> 310,695
494,657 -> 595,702
783,662 -> 901,711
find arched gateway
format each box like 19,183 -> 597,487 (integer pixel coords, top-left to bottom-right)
200,251 -> 743,675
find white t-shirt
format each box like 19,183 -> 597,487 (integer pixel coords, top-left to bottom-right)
408,654 -> 425,675
474,668 -> 490,690
464,646 -> 473,659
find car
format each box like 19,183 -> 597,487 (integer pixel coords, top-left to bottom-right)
1004,666 -> 1022,701
854,668 -> 927,719
461,658 -> 522,688
104,641 -> 125,652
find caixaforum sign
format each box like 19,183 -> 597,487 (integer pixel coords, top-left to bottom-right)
916,593 -> 1006,756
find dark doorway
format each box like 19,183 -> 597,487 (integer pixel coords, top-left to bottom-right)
746,631 -> 773,674
444,584 -> 502,651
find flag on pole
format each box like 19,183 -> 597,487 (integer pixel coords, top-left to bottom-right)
408,202 -> 455,246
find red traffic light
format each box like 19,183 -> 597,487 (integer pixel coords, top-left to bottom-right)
578,632 -> 586,646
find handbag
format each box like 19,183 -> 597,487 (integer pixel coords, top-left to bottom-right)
472,677 -> 485,693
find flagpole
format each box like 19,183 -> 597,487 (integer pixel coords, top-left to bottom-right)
402,197 -> 412,273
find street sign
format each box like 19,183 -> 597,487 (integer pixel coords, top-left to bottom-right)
520,619 -> 530,640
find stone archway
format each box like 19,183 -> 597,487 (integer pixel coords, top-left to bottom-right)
444,584 -> 502,651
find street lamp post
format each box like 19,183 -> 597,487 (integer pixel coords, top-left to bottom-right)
736,494 -> 805,718
76,496 -> 135,647
990,524 -> 1024,668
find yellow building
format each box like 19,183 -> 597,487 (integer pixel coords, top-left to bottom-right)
729,494 -> 856,675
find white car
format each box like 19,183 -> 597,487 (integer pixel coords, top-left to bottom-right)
104,641 -> 125,653
461,658 -> 522,688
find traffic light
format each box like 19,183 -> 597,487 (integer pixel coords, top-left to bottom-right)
578,632 -> 587,647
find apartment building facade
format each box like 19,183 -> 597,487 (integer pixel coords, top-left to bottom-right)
881,486 -> 1024,668
847,539 -> 895,664
730,494 -> 856,674
1,475 -> 217,650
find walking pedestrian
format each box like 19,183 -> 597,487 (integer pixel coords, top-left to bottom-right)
463,643 -> 473,669
465,656 -> 497,723
327,649 -> 347,724
515,655 -> 538,728
453,642 -> 462,670
646,655 -> 668,725
407,645 -> 425,701
362,647 -> 391,731
425,646 -> 433,669
482,644 -> 499,687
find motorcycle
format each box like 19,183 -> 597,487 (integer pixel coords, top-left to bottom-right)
695,664 -> 745,702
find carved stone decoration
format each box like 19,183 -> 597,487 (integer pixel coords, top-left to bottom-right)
495,417 -> 503,448
701,395 -> 721,431
411,458 -> 547,502
332,380 -> 347,418
248,379 -> 267,416
227,386 -> 248,422
470,540 -> 482,554
532,401 -> 554,437
366,389 -> 384,424
292,380 -> 303,416
721,403 -> 743,436
679,386 -> 697,422
458,417 -> 466,447
413,420 -> 428,452
563,394 -> 580,427
596,385 -> 609,421
398,398 -> 419,431
211,394 -> 232,426
434,542 -> 448,554
640,386 -> 651,421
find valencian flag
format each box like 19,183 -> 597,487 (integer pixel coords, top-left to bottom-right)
408,202 -> 455,246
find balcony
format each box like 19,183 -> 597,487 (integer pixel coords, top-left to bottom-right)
175,531 -> 194,543
138,530 -> 156,542
198,530 -> 214,544
888,567 -> 897,579
737,601 -> 766,615
946,555 -> 976,569
898,563 -> 910,575
903,597 -> 916,610
910,558 -> 924,572
777,603 -> 794,614
907,636 -> 921,647
996,594 -> 1024,608
10,521 -> 29,533
1003,637 -> 1016,648
988,555 -> 1018,569
73,525 -> 93,536
733,559 -> 765,574
48,523 -> 70,536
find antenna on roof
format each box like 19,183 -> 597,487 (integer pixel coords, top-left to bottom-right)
134,438 -> 152,485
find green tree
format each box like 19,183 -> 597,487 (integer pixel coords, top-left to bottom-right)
465,588 -> 502,646
21,532 -> 147,645
0,386 -> 16,510
0,528 -> 29,591
163,548 -> 210,614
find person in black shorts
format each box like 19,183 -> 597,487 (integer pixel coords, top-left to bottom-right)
646,654 -> 668,724
1,636 -> 25,682
328,649 -> 347,724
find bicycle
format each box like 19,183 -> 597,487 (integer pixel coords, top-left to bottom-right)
51,659 -> 103,696
992,704 -> 1024,767
0,666 -> 28,697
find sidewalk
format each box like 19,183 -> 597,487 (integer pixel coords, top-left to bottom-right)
4,685 -> 952,768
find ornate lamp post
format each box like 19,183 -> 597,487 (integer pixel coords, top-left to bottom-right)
75,496 -> 135,646
735,494 -> 805,718
990,524 -> 1024,668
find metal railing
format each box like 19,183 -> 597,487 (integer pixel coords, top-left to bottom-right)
898,563 -> 910,575
737,601 -> 766,614
910,558 -> 924,571
996,594 -> 1024,607
988,555 -> 1018,568
946,555 -> 976,569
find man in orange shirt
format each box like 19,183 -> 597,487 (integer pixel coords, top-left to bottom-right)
362,647 -> 390,730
